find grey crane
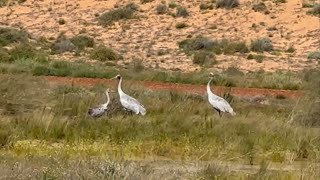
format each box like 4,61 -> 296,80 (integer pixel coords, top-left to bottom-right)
88,88 -> 112,118
112,74 -> 146,116
207,72 -> 236,117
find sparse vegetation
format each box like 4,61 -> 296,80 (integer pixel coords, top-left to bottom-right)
0,27 -> 29,47
90,45 -> 121,62
216,0 -> 239,9
247,54 -> 265,63
286,46 -> 296,53
70,35 -> 95,51
98,3 -> 139,26
179,36 -> 249,56
192,50 -> 216,66
176,6 -> 189,17
140,0 -> 153,3
252,2 -> 268,13
156,3 -> 168,14
175,22 -> 188,29
168,1 -> 178,8
250,38 -> 274,52
307,51 -> 320,60
58,18 -> 66,25
273,0 -> 286,4
51,33 -> 75,54
200,2 -> 214,10
307,3 -> 320,16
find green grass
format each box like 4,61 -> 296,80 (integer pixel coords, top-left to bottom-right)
0,70 -> 319,178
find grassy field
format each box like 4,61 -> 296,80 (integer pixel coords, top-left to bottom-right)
0,69 -> 319,179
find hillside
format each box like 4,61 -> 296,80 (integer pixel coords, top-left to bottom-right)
0,0 -> 319,72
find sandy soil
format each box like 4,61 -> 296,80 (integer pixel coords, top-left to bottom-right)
0,0 -> 319,72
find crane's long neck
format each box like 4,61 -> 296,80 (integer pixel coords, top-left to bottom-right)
207,78 -> 213,95
106,91 -> 110,105
118,77 -> 124,96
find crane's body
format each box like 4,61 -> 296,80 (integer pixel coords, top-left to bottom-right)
207,73 -> 236,117
113,75 -> 146,116
88,89 -> 111,118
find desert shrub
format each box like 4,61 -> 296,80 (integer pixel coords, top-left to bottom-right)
307,51 -> 320,60
250,38 -> 274,52
58,18 -> 66,25
200,2 -> 214,10
9,43 -> 47,62
286,46 -> 295,53
176,6 -> 189,17
307,4 -> 320,16
51,33 -> 75,54
0,27 -> 29,47
140,0 -> 153,3
273,0 -> 286,3
247,54 -> 264,63
192,50 -> 216,66
0,48 -> 10,62
252,2 -> 268,12
98,3 -> 138,26
168,1 -> 178,8
90,45 -> 120,61
156,4 -> 168,14
216,0 -> 239,9
179,36 -> 248,55
132,59 -> 145,73
219,39 -> 249,54
175,22 -> 188,29
70,35 -> 95,50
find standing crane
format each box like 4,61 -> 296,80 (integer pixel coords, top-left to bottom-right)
88,88 -> 112,118
207,72 -> 236,117
112,74 -> 146,116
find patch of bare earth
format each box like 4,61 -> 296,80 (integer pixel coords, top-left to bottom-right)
0,0 -> 319,72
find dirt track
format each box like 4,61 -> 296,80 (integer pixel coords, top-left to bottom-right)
45,76 -> 303,100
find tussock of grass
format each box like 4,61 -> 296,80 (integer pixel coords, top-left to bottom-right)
251,38 -> 274,52
70,35 -> 95,51
90,45 -> 122,62
0,27 -> 29,47
155,3 -> 168,14
98,3 -> 139,26
307,51 -> 320,60
216,0 -> 239,9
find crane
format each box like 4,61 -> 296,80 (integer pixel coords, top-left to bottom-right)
112,74 -> 146,116
88,88 -> 112,118
207,72 -> 236,117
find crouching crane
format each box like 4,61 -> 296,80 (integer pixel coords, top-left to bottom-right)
112,74 -> 146,116
88,88 -> 112,118
207,72 -> 236,117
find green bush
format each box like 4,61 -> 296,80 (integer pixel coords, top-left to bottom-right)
90,45 -> 121,61
176,6 -> 189,17
307,4 -> 320,16
58,18 -> 66,25
168,1 -> 178,8
51,33 -> 75,54
0,27 -> 29,47
192,50 -> 216,67
70,35 -> 95,50
98,3 -> 138,26
250,38 -> 274,52
216,0 -> 239,9
307,51 -> 320,60
252,2 -> 268,12
200,3 -> 214,10
156,4 -> 168,14
9,43 -> 47,62
175,22 -> 188,29
140,0 -> 153,3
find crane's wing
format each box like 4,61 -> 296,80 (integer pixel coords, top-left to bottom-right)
121,94 -> 146,115
209,96 -> 235,114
